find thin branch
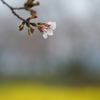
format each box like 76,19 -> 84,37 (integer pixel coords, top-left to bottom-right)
1,0 -> 37,28
13,7 -> 26,10
1,0 -> 26,22
1,0 -> 12,9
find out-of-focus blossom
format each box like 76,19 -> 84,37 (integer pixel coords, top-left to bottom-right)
47,21 -> 56,30
38,21 -> 56,39
43,29 -> 53,39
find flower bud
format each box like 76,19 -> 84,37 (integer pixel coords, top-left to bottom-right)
30,10 -> 37,15
43,23 -> 50,27
28,26 -> 35,36
27,15 -> 37,21
33,15 -> 38,18
18,22 -> 25,31
24,0 -> 34,8
31,23 -> 38,27
38,26 -> 47,33
37,22 -> 43,25
32,2 -> 40,6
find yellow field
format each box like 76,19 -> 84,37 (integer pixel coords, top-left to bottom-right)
0,81 -> 100,100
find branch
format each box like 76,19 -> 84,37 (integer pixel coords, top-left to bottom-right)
0,0 -> 56,39
1,0 -> 26,22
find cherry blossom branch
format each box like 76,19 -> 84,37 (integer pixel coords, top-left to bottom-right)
1,0 -> 26,22
1,0 -> 56,39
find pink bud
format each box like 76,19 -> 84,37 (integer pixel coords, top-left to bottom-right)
33,15 -> 38,18
18,23 -> 24,31
28,27 -> 35,35
19,27 -> 24,31
36,2 -> 40,5
38,26 -> 47,33
30,27 -> 34,34
31,10 -> 37,14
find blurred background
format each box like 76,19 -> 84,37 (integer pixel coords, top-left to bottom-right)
0,0 -> 100,100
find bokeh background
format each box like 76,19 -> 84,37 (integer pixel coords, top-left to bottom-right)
0,0 -> 100,100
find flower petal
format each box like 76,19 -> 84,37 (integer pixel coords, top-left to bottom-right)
47,29 -> 53,36
47,21 -> 56,30
50,22 -> 56,30
47,21 -> 52,25
43,33 -> 48,39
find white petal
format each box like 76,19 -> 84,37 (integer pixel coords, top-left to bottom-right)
43,33 -> 48,39
44,28 -> 47,32
47,21 -> 56,30
47,21 -> 52,25
50,22 -> 56,30
47,29 -> 53,36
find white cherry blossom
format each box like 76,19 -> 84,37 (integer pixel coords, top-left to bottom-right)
43,29 -> 53,39
47,21 -> 56,30
43,21 -> 56,39
38,21 -> 56,39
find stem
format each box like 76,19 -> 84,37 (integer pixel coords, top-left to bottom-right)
0,0 -> 37,27
13,7 -> 26,10
1,0 -> 26,22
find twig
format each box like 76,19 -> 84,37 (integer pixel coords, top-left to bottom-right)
13,7 -> 26,10
1,0 -> 39,35
1,0 -> 27,22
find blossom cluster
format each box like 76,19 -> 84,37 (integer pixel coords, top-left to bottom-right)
38,21 -> 56,39
18,0 -> 56,39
